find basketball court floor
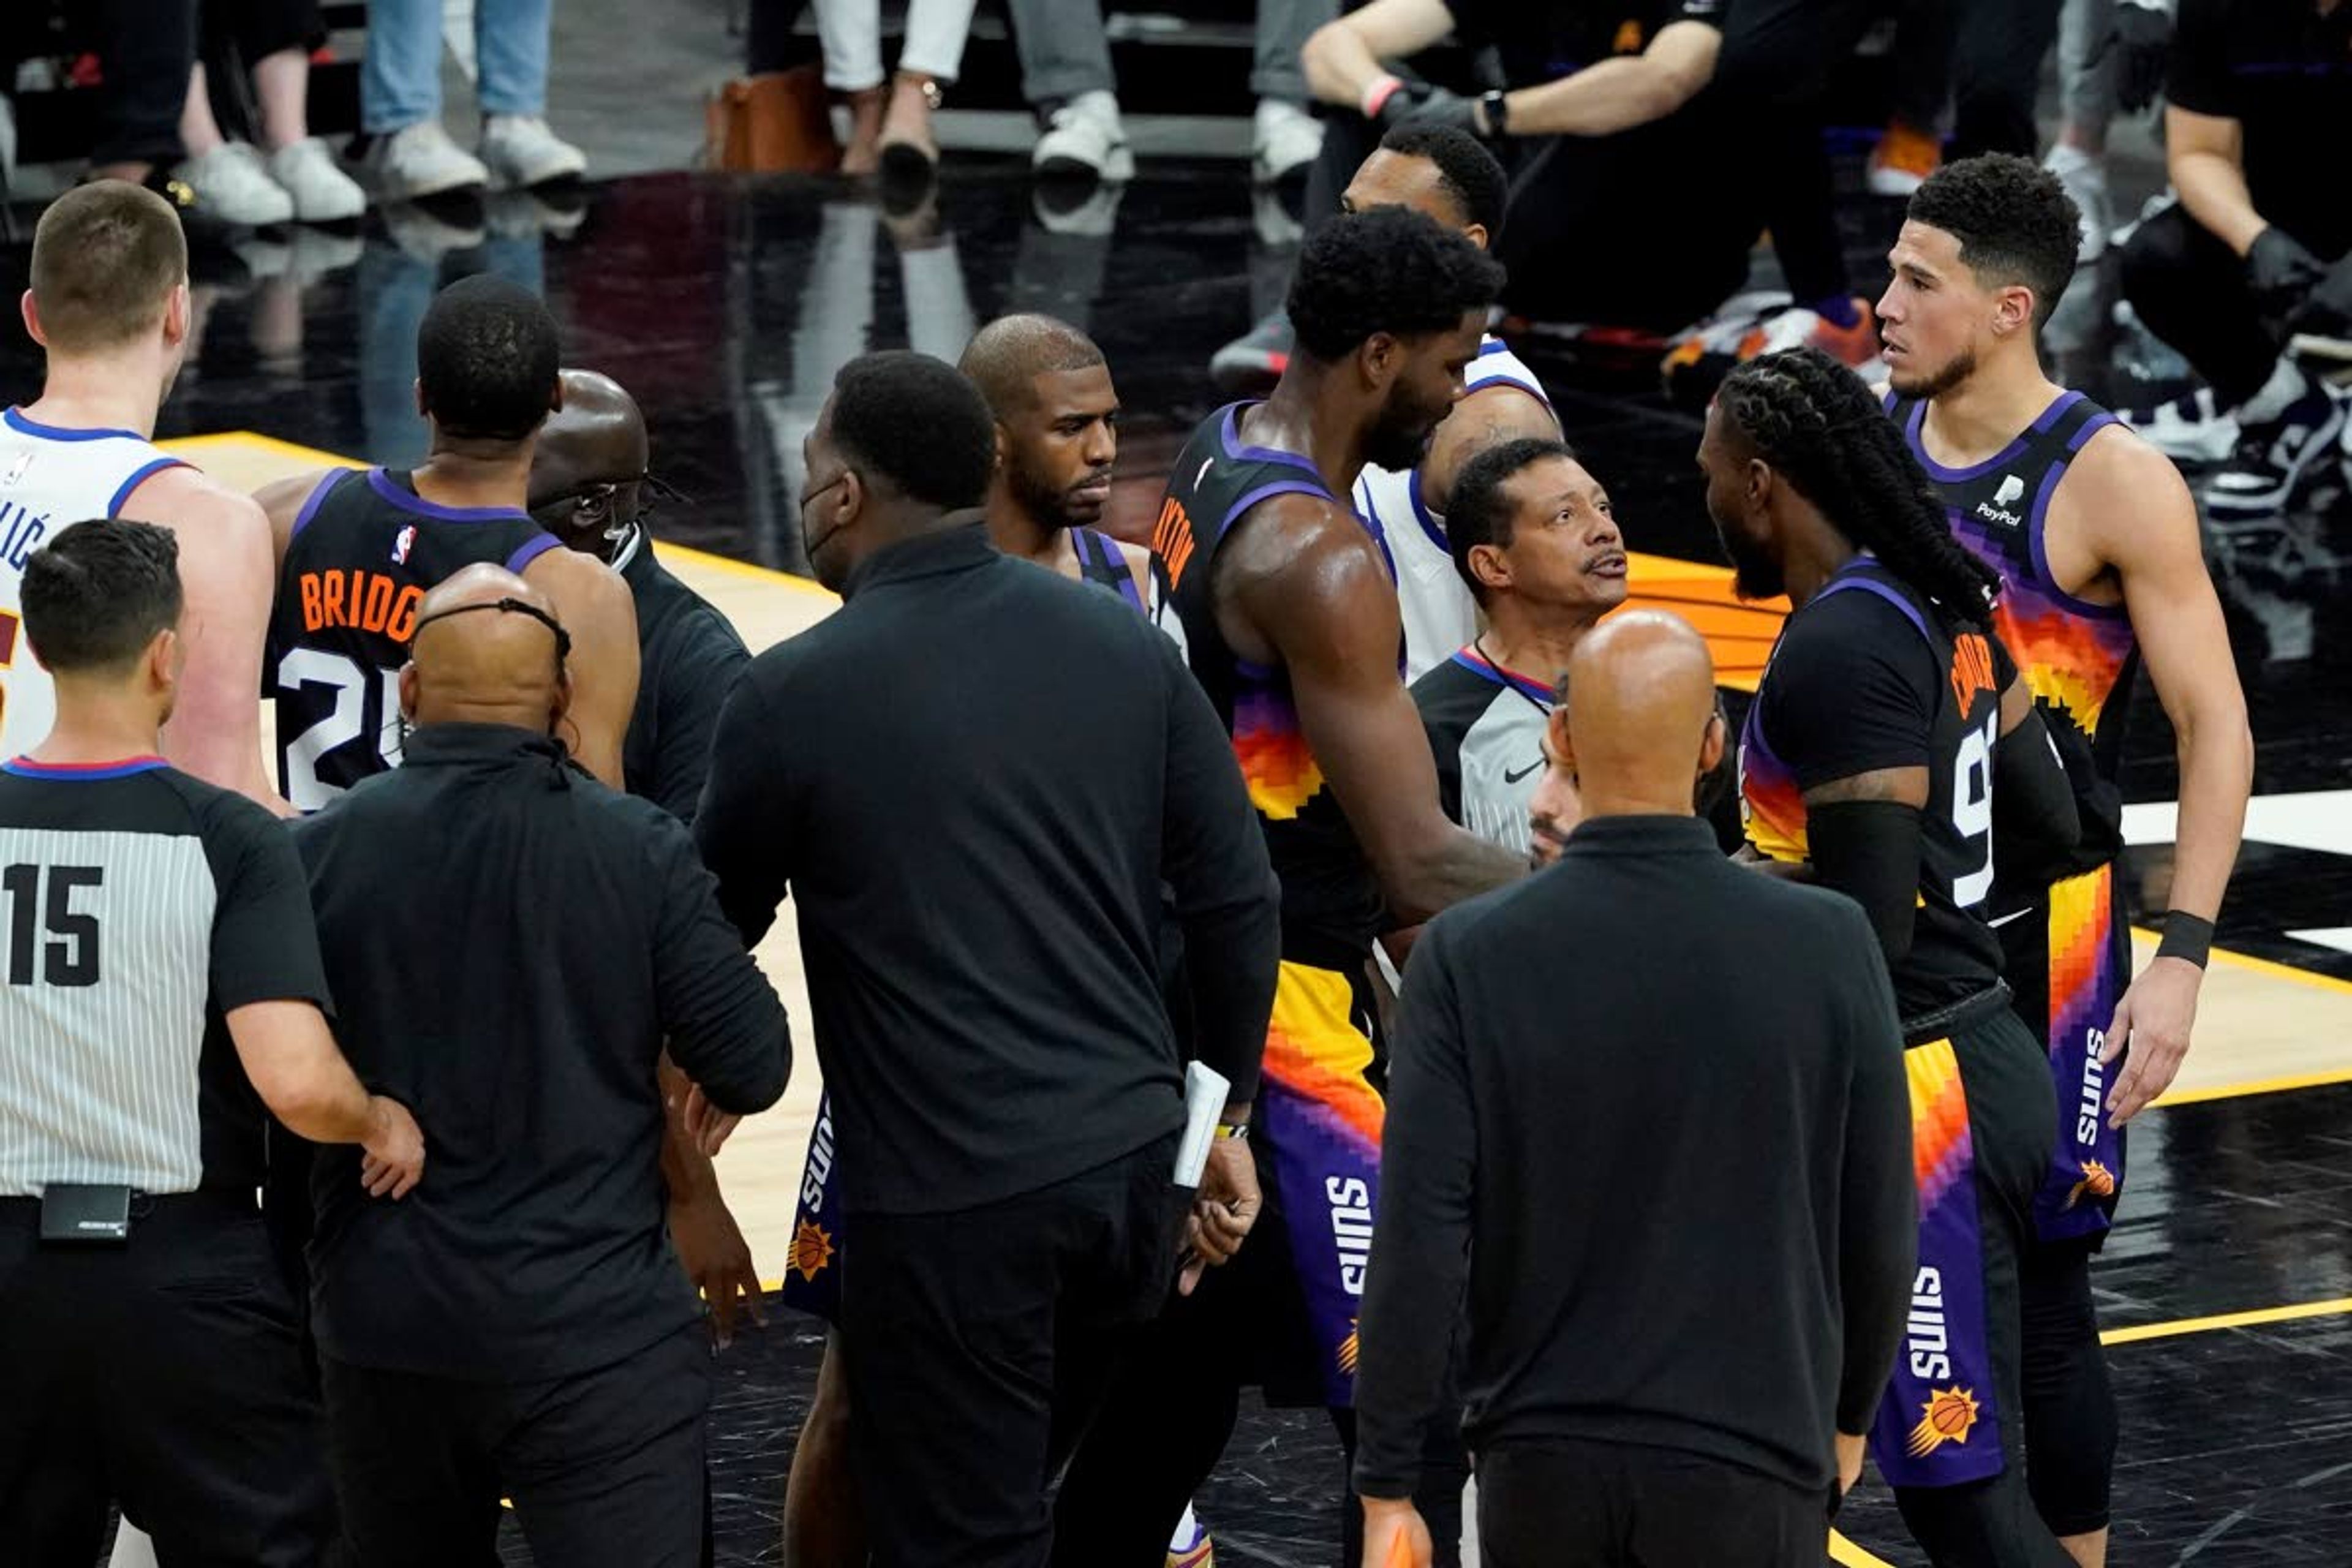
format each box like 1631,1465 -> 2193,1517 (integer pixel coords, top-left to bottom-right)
9,157 -> 2350,1564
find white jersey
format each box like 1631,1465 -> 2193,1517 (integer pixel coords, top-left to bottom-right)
1354,337 -> 1555,683
0,408 -> 189,757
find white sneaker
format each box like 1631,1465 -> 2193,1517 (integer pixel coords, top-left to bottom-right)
2045,144 -> 2112,264
366,121 -> 489,202
2116,387 -> 2241,466
1252,99 -> 1321,185
480,115 -> 587,189
268,137 -> 367,223
1033,91 -> 1134,183
172,143 -> 293,227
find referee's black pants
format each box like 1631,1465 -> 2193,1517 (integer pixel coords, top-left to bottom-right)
0,1190 -> 337,1567
320,1322 -> 710,1568
840,1132 -> 1184,1568
1477,1438 -> 1833,1568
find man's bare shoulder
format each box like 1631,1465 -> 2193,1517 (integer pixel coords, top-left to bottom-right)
2054,419 -> 2198,566
121,462 -> 273,541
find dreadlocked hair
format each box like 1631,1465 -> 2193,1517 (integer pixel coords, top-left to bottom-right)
1716,347 -> 2002,628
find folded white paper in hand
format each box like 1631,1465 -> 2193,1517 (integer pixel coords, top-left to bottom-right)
1174,1061 -> 1231,1189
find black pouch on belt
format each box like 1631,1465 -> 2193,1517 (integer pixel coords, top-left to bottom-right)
39,1183 -> 132,1245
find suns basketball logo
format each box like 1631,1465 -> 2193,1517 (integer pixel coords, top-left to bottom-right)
391,524 -> 418,566
1906,1385 -> 1982,1458
2067,1160 -> 2117,1210
1336,1321 -> 1360,1377
787,1219 -> 835,1282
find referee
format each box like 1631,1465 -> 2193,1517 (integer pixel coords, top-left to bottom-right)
0,518 -> 424,1564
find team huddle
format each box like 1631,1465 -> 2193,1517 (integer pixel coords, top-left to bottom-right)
0,124 -> 2248,1568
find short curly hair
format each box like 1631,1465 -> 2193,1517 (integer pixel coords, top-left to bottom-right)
1287,206 -> 1506,363
829,350 -> 997,511
1377,121 -> 1509,243
1906,153 -> 2081,330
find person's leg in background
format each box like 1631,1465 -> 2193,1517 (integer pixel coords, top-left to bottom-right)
90,0 -> 198,185
813,0 -> 891,173
1867,0 -> 1959,198
2045,0 -> 2117,258
876,0 -> 979,175
1005,0 -> 1130,181
360,0 -> 492,199
2019,1240 -> 2118,1568
178,0 -> 366,224
2121,204 -> 2351,511
473,0 -> 586,189
1948,0 -> 2064,162
244,0 -> 369,220
1662,0 -> 1888,396
1251,0 -> 1336,184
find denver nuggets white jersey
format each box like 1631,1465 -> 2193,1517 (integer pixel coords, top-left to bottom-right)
0,409 -> 189,757
1352,337 -> 1554,683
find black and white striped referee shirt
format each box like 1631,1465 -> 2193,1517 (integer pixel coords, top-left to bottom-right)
0,755 -> 330,1197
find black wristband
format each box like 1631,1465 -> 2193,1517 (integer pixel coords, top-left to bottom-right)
2156,911 -> 2215,969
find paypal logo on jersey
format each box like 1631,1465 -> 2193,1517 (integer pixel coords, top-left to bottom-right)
1975,474 -> 2027,529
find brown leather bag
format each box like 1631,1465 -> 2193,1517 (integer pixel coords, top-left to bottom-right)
705,67 -> 841,173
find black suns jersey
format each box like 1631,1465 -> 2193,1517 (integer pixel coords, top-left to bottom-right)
1740,556 -> 2015,1025
268,467 -> 559,811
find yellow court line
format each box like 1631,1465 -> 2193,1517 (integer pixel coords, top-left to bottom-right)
2155,1066 -> 2352,1107
1831,1532 -> 1895,1567
2100,1294 -> 2352,1347
2132,925 -> 2352,1000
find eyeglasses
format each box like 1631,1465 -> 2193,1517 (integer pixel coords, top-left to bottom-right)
530,472 -> 690,535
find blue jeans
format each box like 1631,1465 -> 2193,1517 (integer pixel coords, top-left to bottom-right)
363,0 -> 554,133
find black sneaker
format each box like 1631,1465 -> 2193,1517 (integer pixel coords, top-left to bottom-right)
2203,383 -> 2350,514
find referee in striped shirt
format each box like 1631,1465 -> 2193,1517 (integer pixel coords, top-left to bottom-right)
0,518 -> 424,1564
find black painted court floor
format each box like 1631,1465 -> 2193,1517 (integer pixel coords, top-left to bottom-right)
21,155 -> 2350,1564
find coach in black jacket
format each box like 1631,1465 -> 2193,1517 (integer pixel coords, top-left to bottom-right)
696,352 -> 1280,1568
1356,611 -> 1915,1568
293,564 -> 789,1568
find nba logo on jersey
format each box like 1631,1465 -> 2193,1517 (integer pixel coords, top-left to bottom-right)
1976,475 -> 2027,529
1,450 -> 30,489
391,525 -> 417,565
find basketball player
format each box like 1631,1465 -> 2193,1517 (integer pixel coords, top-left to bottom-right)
252,276 -> 640,805
1339,123 -> 1559,680
4,181 -> 285,811
1055,206 -> 1520,1566
960,313 -> 1170,629
1705,347 -> 2081,1567
1412,438 -> 1626,858
1880,154 -> 2253,1567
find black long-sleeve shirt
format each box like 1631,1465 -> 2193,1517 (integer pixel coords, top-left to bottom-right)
1354,814 -> 1914,1499
614,525 -> 752,824
292,724 -> 790,1380
696,521 -> 1279,1216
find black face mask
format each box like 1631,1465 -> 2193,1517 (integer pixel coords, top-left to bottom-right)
407,597 -> 573,668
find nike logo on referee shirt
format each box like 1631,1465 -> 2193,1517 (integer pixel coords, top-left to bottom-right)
1504,760 -> 1543,784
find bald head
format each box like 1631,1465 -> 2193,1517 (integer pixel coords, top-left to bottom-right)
400,564 -> 573,736
1560,611 -> 1724,818
529,369 -> 650,556
959,315 -> 1107,419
